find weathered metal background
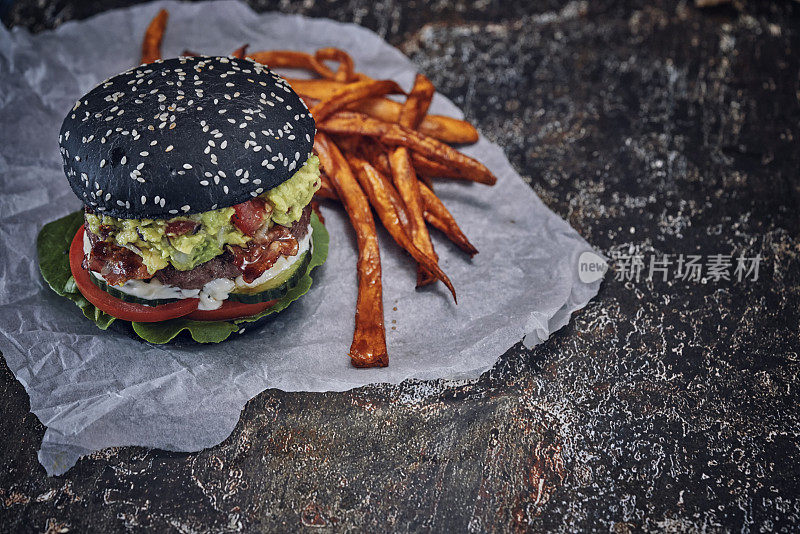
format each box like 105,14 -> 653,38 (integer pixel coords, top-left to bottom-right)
1,0 -> 799,531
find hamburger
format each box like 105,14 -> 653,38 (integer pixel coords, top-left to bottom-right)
58,56 -> 324,324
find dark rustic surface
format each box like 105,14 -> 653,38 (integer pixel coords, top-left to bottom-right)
2,0 -> 800,532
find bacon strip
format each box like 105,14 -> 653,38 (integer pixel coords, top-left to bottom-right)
229,224 -> 300,283
165,220 -> 199,236
86,240 -> 151,286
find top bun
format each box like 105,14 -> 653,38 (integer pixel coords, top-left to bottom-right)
59,56 -> 315,219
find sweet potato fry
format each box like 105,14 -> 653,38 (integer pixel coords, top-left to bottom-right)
394,73 -> 439,285
247,50 -> 335,79
419,182 -> 478,257
231,44 -> 249,59
418,174 -> 434,189
376,162 -> 413,236
287,79 -> 479,144
329,134 -> 362,155
398,74 -> 435,130
380,126 -> 495,185
181,49 -> 199,57
310,201 -> 325,224
284,78 -> 346,98
311,80 -> 405,123
315,162 -> 476,258
357,98 -> 479,145
338,144 -> 412,235
416,112 -> 479,145
320,111 -> 497,185
141,9 -> 169,64
410,152 -> 463,180
390,147 -> 438,286
315,171 -> 339,200
315,47 -> 356,82
314,133 -> 388,368
356,138 -> 392,176
423,211 -> 478,257
347,155 -> 457,302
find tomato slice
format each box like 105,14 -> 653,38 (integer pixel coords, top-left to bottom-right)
186,299 -> 277,321
231,198 -> 267,235
70,226 -> 200,322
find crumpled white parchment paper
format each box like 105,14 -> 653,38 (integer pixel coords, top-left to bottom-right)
0,0 -> 603,475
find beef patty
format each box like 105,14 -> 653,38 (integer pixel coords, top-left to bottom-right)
86,205 -> 313,289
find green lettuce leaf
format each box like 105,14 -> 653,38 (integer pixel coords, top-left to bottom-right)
37,211 -> 117,329
37,210 -> 329,344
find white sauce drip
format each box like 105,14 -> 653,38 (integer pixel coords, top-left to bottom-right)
85,227 -> 313,310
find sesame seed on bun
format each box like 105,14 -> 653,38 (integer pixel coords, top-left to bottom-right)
59,56 -> 316,219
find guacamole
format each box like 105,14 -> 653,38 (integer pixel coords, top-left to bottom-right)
266,155 -> 321,226
86,207 -> 249,273
85,156 -> 321,274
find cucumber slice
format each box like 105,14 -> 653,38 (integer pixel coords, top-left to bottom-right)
90,274 -> 182,307
228,251 -> 311,304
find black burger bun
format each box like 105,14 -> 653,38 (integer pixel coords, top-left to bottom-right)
59,56 -> 315,219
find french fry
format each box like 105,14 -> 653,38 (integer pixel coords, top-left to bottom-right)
314,133 -> 388,368
356,98 -> 479,145
231,44 -> 249,59
316,171 -> 339,200
347,155 -> 457,302
398,74 -> 435,130
284,78 -> 346,97
412,110 -> 478,145
392,73 -> 439,285
418,174 -> 434,189
141,9 -> 169,64
310,200 -> 325,224
329,134 -> 361,155
320,111 -> 497,185
409,154 -> 449,192
424,209 -> 477,256
364,143 -> 393,177
381,125 -> 495,185
314,167 -> 478,258
314,47 -> 356,82
410,151 -> 462,180
287,79 -> 479,144
311,80 -> 405,123
247,50 -> 335,79
390,148 -> 438,285
375,158 -> 413,235
338,143 -> 413,235
419,182 -> 478,257
317,152 -> 413,236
